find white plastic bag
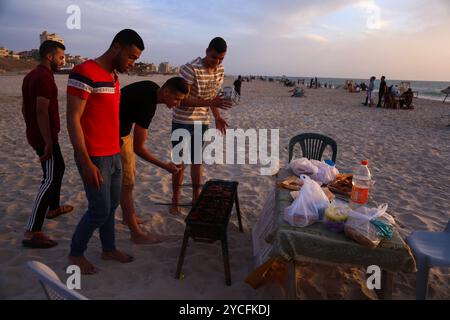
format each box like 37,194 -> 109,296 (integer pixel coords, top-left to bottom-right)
310,160 -> 339,185
284,175 -> 330,227
289,158 -> 318,176
289,158 -> 338,185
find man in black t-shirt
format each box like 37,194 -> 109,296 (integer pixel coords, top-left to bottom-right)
119,77 -> 189,244
377,76 -> 387,108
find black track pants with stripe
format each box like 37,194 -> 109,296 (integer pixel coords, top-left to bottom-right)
26,144 -> 65,232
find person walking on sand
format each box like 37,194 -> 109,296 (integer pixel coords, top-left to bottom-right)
170,37 -> 232,215
21,40 -> 74,249
66,29 -> 143,274
119,77 -> 189,244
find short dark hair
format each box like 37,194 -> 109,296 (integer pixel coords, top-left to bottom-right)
110,29 -> 144,51
39,40 -> 65,59
162,77 -> 190,95
208,37 -> 227,53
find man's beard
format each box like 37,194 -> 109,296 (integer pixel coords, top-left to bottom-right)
50,61 -> 59,72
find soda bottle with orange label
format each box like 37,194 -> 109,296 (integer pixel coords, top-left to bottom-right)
349,159 -> 372,209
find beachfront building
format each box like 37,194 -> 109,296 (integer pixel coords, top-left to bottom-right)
65,54 -> 87,66
149,63 -> 157,73
159,62 -> 170,74
0,47 -> 20,59
40,30 -> 64,45
18,49 -> 39,60
0,47 -> 9,57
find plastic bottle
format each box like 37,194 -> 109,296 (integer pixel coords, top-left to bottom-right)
349,160 -> 372,209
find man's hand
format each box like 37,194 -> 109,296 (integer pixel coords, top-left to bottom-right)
210,95 -> 232,110
39,144 -> 53,162
81,162 -> 103,191
165,162 -> 181,174
215,117 -> 229,135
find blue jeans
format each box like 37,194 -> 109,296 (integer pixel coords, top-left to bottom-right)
70,154 -> 122,256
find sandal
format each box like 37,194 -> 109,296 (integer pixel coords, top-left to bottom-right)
46,205 -> 74,219
22,233 -> 58,249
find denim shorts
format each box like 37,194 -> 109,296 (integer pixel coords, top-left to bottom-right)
171,122 -> 208,164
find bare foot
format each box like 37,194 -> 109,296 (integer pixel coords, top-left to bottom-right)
101,250 -> 134,263
68,255 -> 98,275
169,206 -> 182,216
131,233 -> 162,245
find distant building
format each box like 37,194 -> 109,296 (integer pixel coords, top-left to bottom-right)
148,63 -> 157,73
66,54 -> 87,65
159,62 -> 170,74
73,55 -> 88,64
40,30 -> 64,45
18,49 -> 39,60
0,47 -> 9,57
0,47 -> 21,59
171,67 -> 180,75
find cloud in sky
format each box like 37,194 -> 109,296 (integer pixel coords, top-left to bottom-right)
0,0 -> 449,80
304,34 -> 329,44
357,0 -> 388,30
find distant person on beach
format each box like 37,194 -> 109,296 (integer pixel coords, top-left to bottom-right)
377,76 -> 387,108
170,37 -> 232,215
21,40 -> 74,249
119,78 -> 188,244
348,80 -> 355,93
363,76 -> 376,106
400,88 -> 414,109
66,29 -> 143,274
289,82 -> 305,97
310,78 -> 313,88
233,75 -> 242,103
315,77 -> 318,89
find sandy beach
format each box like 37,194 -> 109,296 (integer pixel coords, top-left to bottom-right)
0,73 -> 449,300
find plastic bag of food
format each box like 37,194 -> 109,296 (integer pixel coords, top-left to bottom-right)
289,158 -> 318,176
310,160 -> 339,185
284,175 -> 330,227
344,204 -> 395,248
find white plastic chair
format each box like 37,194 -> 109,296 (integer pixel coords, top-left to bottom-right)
27,260 -> 88,300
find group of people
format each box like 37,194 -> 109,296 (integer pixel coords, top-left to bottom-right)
346,80 -> 367,93
21,29 -> 233,274
362,76 -> 414,109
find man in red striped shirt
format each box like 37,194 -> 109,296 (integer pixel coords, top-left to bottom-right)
67,29 -> 144,274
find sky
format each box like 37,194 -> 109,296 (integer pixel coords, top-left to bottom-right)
1,0 -> 450,81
